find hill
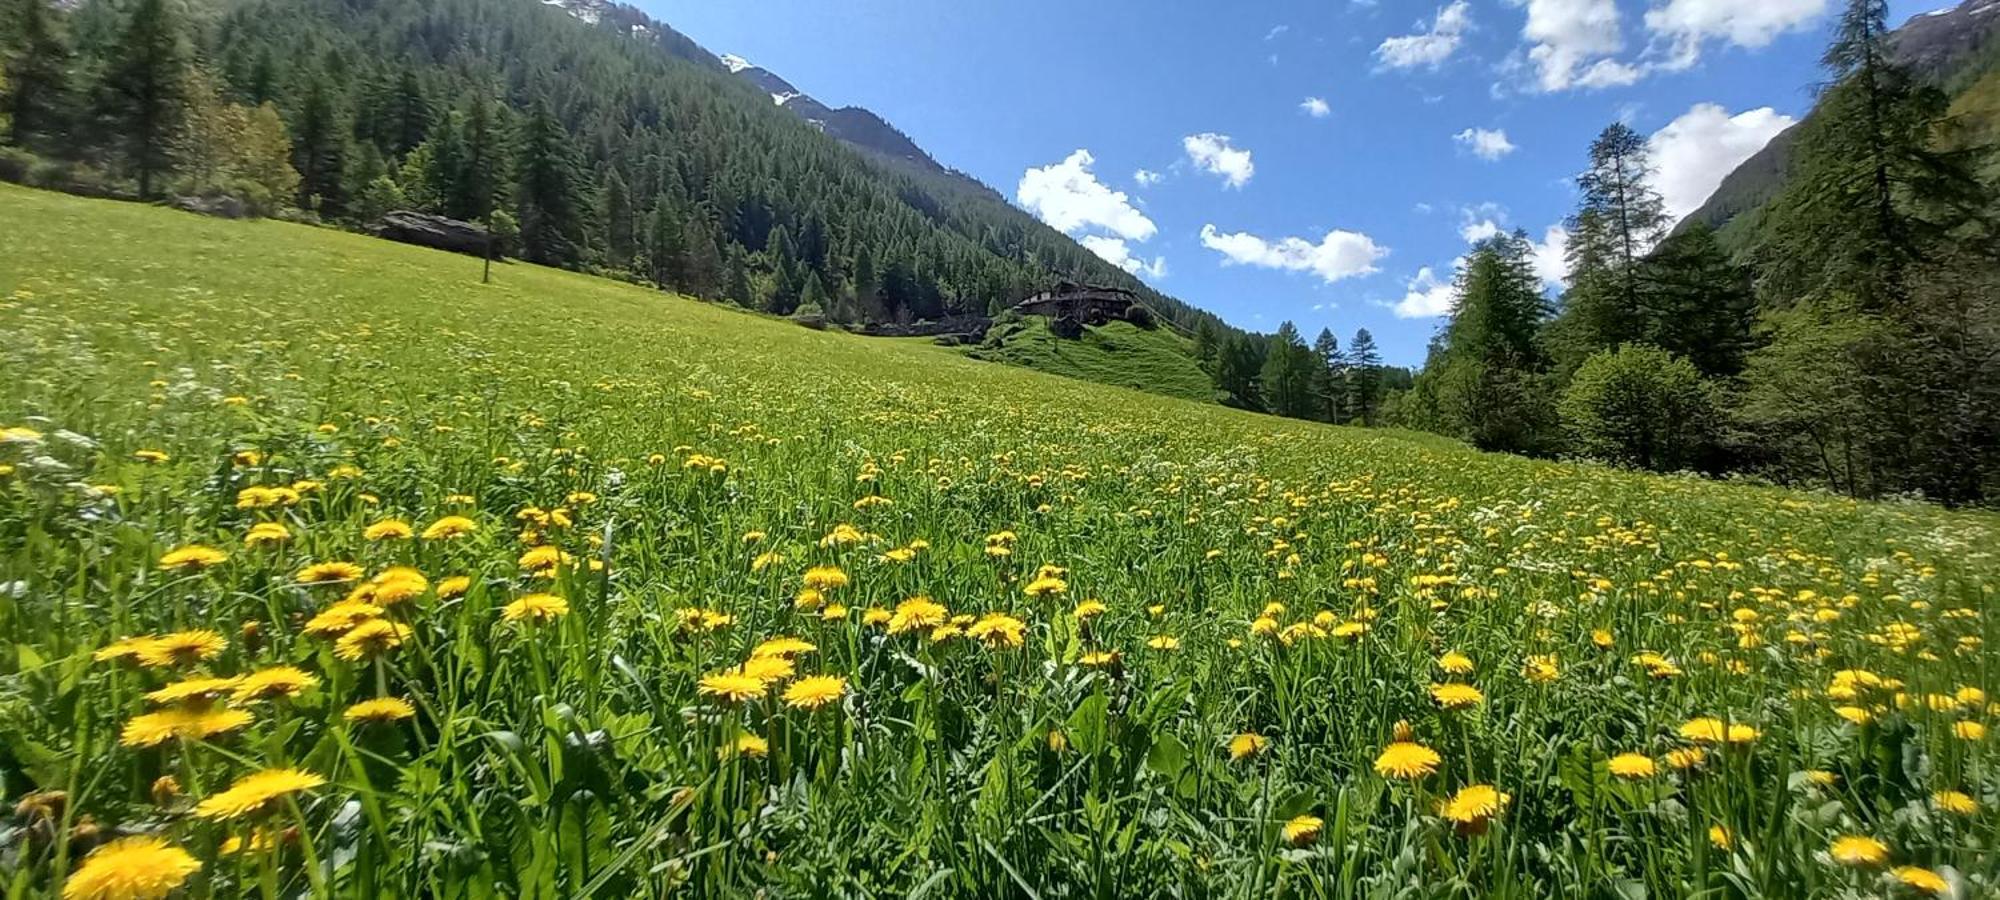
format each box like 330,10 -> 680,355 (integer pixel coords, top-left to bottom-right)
3,183 -> 1997,896
968,317 -> 1217,403
1679,0 -> 2000,239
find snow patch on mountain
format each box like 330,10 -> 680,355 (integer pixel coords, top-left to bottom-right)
719,53 -> 754,73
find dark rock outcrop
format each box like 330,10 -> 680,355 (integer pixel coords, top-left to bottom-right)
856,314 -> 993,341
171,195 -> 250,219
369,211 -> 493,258
1012,283 -> 1152,329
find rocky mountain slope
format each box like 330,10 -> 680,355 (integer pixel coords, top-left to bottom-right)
1679,0 -> 2000,237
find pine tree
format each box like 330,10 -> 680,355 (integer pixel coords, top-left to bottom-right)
643,194 -> 683,288
723,243 -> 752,306
681,208 -> 722,299
796,270 -> 827,318
1310,328 -> 1344,424
515,100 -> 586,267
1193,319 -> 1222,374
1258,322 -> 1316,419
1636,224 -> 1756,377
1347,329 -> 1382,426
386,67 -> 429,159
96,0 -> 185,198
1406,234 -> 1556,452
291,78 -> 347,215
1549,123 -> 1668,372
1216,334 -> 1266,410
602,168 -> 635,271
4,0 -> 72,151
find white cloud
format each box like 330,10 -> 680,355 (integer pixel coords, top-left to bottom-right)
1265,24 -> 1290,40
1080,235 -> 1168,279
1647,103 -> 1795,221
1646,0 -> 1832,68
1392,266 -> 1460,318
1199,223 -> 1387,283
1528,224 -> 1569,290
1376,1 -> 1472,69
1133,168 -> 1162,187
1015,150 -> 1158,241
1453,127 -> 1517,160
1460,218 -> 1504,243
1182,133 -> 1256,188
1522,0 -> 1636,91
1301,96 -> 1332,117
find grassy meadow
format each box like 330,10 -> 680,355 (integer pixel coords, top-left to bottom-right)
1,182 -> 1997,898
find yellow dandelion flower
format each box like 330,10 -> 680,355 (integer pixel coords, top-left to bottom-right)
1607,753 -> 1656,779
120,707 -> 253,748
297,561 -> 364,585
436,575 -> 472,599
517,544 -> 569,573
344,697 -> 416,723
1228,732 -> 1268,761
157,545 -> 228,572
145,676 -> 242,706
1078,650 -> 1122,669
1072,599 -> 1107,620
304,601 -> 383,637
722,733 -> 769,759
133,449 -> 171,464
967,613 -> 1028,648
1282,814 -> 1323,847
243,522 -> 290,548
60,836 -> 201,900
1522,654 -> 1561,683
333,619 -> 410,661
231,667 -> 319,703
1437,784 -> 1509,832
363,519 -> 412,541
1430,683 -> 1484,710
420,516 -> 478,540
1933,790 -> 1978,815
697,672 -> 768,703
1665,747 -> 1708,770
1374,742 -> 1441,779
1023,573 -> 1069,598
194,768 -> 327,820
1827,834 -> 1889,868
1954,721 -> 1986,741
134,631 -> 225,668
369,567 -> 430,605
1147,635 -> 1181,651
751,637 -> 817,659
802,565 -> 850,591
1437,651 -> 1474,675
92,636 -> 158,664
502,593 -> 570,624
887,596 -> 949,635
783,675 -> 848,710
740,655 -> 795,682
1708,825 -> 1733,850
1891,866 -> 1948,896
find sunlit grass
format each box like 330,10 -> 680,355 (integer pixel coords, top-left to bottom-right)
1,184 -> 1995,897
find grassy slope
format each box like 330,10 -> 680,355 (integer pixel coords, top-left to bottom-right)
966,317 -> 1216,403
4,183 -> 1999,894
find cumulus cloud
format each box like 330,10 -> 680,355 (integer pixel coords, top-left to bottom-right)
1453,127 -> 1517,160
1528,224 -> 1569,290
1183,133 -> 1256,188
1460,218 -> 1504,243
1016,150 -> 1157,241
1523,0 -> 1639,91
1199,224 -> 1387,283
1648,103 -> 1795,221
1133,168 -> 1163,187
1646,0 -> 1832,68
1376,1 -> 1472,70
1080,235 -> 1168,279
1301,96 -> 1332,117
1392,266 -> 1459,318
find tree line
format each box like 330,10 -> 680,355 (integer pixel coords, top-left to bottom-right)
1391,0 -> 1998,505
0,0 -> 1239,342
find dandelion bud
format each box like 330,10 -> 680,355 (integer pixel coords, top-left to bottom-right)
240,620 -> 263,655
151,775 -> 182,807
1393,719 -> 1414,742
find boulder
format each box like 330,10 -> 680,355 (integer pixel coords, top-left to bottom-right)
370,211 -> 494,257
170,194 -> 250,219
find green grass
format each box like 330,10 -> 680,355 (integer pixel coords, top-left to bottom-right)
967,316 -> 1217,403
1,183 -> 1997,898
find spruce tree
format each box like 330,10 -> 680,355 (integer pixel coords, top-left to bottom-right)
291,78 -> 347,215
4,0 -> 72,151
1407,234 -> 1556,452
1258,322 -> 1315,420
1310,328 -> 1344,424
602,168 -> 634,271
515,100 -> 586,267
1347,329 -> 1382,426
1549,123 -> 1668,372
1637,224 -> 1756,377
96,0 -> 184,198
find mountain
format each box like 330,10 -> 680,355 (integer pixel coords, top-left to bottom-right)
717,55 -> 951,177
1679,0 -> 2000,238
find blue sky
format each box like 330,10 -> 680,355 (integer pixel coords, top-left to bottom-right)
646,0 -> 1944,366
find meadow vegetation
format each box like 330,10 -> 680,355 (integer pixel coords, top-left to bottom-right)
1,184 -> 1996,897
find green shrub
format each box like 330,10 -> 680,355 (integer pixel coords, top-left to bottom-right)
1559,344 -> 1717,472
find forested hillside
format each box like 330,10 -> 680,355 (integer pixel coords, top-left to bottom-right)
0,0 -> 1228,334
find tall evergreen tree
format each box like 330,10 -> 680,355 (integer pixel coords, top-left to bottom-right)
96,0 -> 185,198
1310,328 -> 1345,424
1406,234 -> 1556,452
291,78 -> 347,215
1346,329 -> 1382,426
601,168 -> 635,271
1258,322 -> 1316,420
1216,335 -> 1266,411
4,0 -> 72,151
1549,123 -> 1668,372
515,100 -> 587,267
1636,224 -> 1756,377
